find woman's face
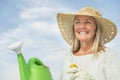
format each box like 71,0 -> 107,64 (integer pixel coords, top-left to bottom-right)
74,15 -> 97,42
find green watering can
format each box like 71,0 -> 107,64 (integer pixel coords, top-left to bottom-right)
8,41 -> 52,80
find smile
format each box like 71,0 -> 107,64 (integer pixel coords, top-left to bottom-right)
79,31 -> 88,35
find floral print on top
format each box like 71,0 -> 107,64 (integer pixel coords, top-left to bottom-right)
68,64 -> 95,80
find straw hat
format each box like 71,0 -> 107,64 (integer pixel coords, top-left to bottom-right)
57,7 -> 117,46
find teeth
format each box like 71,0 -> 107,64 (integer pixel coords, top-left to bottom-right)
79,32 -> 87,34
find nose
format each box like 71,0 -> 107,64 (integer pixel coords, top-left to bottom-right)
79,23 -> 86,29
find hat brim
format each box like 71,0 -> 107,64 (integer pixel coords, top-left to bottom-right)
57,13 -> 117,45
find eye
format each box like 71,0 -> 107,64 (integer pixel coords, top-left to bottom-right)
75,21 -> 81,24
85,21 -> 91,24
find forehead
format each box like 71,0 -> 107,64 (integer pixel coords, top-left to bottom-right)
75,15 -> 95,20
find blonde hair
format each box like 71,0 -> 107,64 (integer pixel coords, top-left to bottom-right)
72,17 -> 106,54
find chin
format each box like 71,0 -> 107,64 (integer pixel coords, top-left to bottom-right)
79,39 -> 90,42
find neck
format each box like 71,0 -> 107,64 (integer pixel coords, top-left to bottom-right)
74,40 -> 94,56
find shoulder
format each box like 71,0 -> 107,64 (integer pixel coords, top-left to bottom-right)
101,47 -> 120,64
64,48 -> 73,59
98,47 -> 119,64
58,48 -> 72,60
101,47 -> 118,57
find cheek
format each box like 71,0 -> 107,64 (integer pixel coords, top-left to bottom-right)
90,26 -> 97,37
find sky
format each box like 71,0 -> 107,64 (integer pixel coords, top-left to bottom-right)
0,0 -> 120,80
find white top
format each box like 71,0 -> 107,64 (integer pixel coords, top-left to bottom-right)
61,48 -> 120,80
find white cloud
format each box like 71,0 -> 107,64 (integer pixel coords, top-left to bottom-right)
24,21 -> 58,33
0,61 -> 19,80
20,7 -> 56,20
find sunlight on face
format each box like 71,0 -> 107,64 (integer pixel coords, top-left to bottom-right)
74,15 -> 97,42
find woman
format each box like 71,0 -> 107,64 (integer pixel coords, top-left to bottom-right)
57,7 -> 120,80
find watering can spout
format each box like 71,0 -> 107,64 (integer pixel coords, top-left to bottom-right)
8,41 -> 29,80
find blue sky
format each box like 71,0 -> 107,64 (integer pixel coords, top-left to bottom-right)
0,0 -> 120,80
